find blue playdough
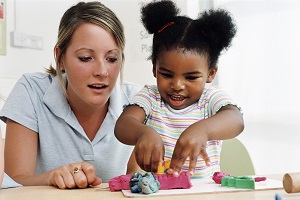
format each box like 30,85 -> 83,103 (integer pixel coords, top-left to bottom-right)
129,172 -> 160,194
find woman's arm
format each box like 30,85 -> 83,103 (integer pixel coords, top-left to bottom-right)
5,119 -> 42,185
4,119 -> 101,188
115,106 -> 164,172
0,131 -> 4,187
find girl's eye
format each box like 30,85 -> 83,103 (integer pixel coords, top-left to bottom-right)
161,73 -> 172,78
78,56 -> 92,62
106,57 -> 118,63
186,76 -> 199,80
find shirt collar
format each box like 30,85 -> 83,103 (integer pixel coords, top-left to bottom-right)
43,74 -> 71,120
43,75 -> 125,142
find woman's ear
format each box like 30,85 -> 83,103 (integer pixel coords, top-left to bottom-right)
55,46 -> 60,60
206,67 -> 218,83
55,46 -> 64,69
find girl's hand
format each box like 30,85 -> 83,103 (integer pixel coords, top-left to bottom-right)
134,127 -> 165,172
169,126 -> 211,177
48,162 -> 102,189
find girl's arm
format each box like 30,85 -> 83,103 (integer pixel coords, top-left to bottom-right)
115,106 -> 164,172
115,106 -> 148,145
195,105 -> 244,140
4,119 -> 101,188
170,105 -> 244,176
126,149 -> 141,174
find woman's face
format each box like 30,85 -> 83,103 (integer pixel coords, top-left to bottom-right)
153,50 -> 217,110
61,22 -> 121,110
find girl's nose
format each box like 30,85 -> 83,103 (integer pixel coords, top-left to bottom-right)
171,78 -> 185,91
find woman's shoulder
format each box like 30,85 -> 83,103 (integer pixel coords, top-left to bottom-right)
119,81 -> 142,97
122,80 -> 142,90
9,72 -> 56,100
21,72 -> 53,83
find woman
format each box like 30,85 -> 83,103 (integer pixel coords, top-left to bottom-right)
0,1 -> 140,189
0,132 -> 3,187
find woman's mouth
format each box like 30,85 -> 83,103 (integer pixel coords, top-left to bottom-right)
88,84 -> 107,89
88,84 -> 108,94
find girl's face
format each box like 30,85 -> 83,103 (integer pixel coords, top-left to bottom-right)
154,50 -> 217,110
61,22 -> 121,110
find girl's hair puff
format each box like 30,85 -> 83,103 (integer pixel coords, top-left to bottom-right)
141,0 -> 179,34
141,0 -> 237,69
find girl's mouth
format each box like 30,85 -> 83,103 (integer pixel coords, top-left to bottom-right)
168,94 -> 187,109
170,94 -> 185,101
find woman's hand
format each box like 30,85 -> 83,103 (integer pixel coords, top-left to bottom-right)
134,127 -> 165,173
48,162 -> 102,189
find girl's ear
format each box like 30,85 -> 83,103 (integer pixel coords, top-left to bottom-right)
152,65 -> 157,78
206,67 -> 218,83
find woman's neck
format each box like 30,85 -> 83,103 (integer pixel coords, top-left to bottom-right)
77,103 -> 108,142
68,97 -> 109,142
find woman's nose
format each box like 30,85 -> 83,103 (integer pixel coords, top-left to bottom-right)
94,60 -> 108,77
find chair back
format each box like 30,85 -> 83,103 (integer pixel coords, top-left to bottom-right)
220,138 -> 255,176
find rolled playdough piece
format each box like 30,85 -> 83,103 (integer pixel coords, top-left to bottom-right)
283,172 -> 300,193
109,172 -> 192,192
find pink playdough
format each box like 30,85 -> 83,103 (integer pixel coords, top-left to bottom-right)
109,172 -> 192,192
109,174 -> 132,192
212,172 -> 230,184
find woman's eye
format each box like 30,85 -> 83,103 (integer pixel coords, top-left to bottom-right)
106,57 -> 118,63
78,56 -> 92,62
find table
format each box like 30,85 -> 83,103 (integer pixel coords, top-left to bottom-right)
0,174 -> 299,200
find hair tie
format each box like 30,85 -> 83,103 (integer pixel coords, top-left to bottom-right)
158,22 -> 175,33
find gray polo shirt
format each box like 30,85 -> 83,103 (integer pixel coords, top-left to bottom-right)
0,72 -> 141,183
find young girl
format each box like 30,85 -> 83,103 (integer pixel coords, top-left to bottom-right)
115,0 -> 244,178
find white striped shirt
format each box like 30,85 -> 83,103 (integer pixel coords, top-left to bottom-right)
130,85 -> 241,178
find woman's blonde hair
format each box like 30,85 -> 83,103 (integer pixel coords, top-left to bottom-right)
46,1 -> 125,95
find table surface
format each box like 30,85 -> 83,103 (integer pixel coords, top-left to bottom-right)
1,174 -> 299,200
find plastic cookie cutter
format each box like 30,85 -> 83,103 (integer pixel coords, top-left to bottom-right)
212,171 -> 267,186
221,176 -> 255,190
157,160 -> 171,174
